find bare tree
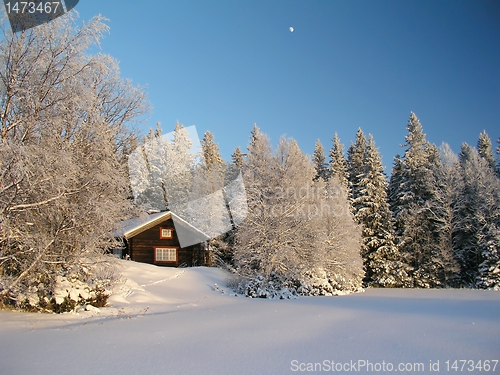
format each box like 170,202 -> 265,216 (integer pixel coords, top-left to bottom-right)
0,13 -> 148,308
233,127 -> 363,296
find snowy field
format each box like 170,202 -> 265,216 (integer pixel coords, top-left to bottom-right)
1,260 -> 499,375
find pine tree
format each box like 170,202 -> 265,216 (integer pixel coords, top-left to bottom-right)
354,135 -> 409,287
312,139 -> 329,181
329,132 -> 349,192
477,131 -> 496,172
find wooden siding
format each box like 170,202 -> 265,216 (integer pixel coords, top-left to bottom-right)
126,218 -> 206,267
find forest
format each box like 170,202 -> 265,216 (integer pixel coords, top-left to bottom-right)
193,115 -> 500,297
1,14 -> 499,312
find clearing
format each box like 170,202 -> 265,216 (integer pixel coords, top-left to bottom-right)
0,260 -> 499,374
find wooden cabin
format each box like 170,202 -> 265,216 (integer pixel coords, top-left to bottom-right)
116,211 -> 210,267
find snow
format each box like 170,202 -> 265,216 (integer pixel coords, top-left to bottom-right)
1,260 -> 499,375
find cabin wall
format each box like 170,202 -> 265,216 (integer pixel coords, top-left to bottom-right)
128,218 -> 206,267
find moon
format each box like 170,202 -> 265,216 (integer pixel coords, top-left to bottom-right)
289,27 -> 294,32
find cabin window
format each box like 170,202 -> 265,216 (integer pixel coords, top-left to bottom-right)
160,227 -> 173,239
154,247 -> 177,263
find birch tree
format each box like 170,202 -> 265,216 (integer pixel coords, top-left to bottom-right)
234,126 -> 363,296
0,13 -> 148,308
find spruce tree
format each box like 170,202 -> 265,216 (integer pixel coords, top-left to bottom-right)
387,154 -> 403,214
477,131 -> 496,172
355,135 -> 409,287
201,130 -> 224,192
454,143 -> 500,288
231,146 -> 244,170
497,137 -> 500,177
390,112 -> 454,288
312,139 -> 329,181
202,130 -> 223,170
347,128 -> 367,215
329,132 -> 349,194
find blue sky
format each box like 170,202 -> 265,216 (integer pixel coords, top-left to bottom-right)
75,0 -> 499,169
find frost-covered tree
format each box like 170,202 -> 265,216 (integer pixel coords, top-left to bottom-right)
0,14 -> 148,309
424,143 -> 460,286
130,122 -> 195,213
312,139 -> 329,182
233,126 -> 279,279
354,135 -> 410,287
201,130 -> 224,193
329,133 -> 349,189
454,143 -> 500,289
202,130 -> 223,167
234,127 -> 363,297
387,154 -> 404,213
210,146 -> 246,267
497,137 -> 500,177
347,128 -> 367,217
390,113 -> 456,288
231,146 -> 245,170
477,131 -> 496,172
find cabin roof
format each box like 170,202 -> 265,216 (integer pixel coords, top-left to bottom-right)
115,211 -> 210,241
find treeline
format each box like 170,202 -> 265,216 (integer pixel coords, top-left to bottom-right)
205,113 -> 500,293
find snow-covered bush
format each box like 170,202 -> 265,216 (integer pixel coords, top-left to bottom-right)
4,260 -> 118,313
232,273 -> 298,299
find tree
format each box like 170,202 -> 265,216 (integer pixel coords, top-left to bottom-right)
231,146 -> 245,170
387,154 -> 403,214
312,139 -> 328,181
233,126 -> 363,297
390,113 -> 455,288
0,13 -> 148,309
347,128 -> 367,216
454,143 -> 500,288
201,131 -> 223,172
129,122 -> 195,213
354,135 -> 409,287
201,130 -> 224,192
497,137 -> 500,177
329,132 -> 349,193
477,131 -> 496,172
210,146 -> 245,267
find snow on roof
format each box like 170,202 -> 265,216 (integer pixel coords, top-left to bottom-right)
114,211 -> 210,241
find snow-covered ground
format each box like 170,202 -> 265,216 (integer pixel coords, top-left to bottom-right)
1,260 -> 499,375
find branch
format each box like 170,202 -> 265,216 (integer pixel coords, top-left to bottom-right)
0,238 -> 55,297
6,182 -> 90,212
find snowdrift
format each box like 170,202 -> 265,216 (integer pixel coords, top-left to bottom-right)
0,260 -> 499,375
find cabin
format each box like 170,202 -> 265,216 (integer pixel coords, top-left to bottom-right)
115,211 -> 210,267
